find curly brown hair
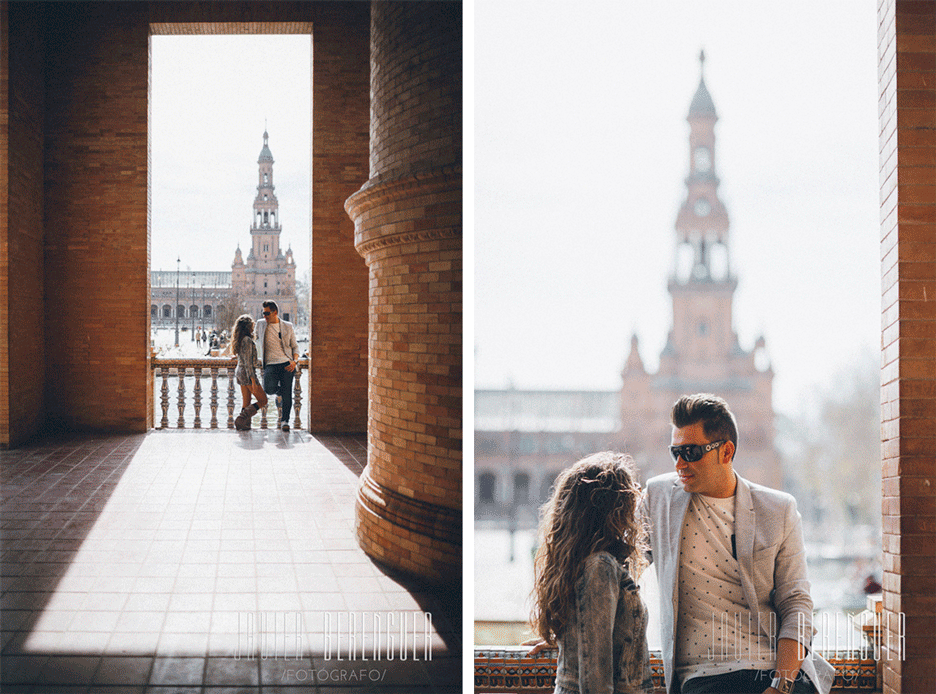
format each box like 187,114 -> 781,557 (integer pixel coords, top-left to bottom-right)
231,314 -> 255,356
530,451 -> 648,645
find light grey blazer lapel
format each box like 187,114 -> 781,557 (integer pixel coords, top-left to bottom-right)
732,474 -> 763,635
666,477 -> 691,604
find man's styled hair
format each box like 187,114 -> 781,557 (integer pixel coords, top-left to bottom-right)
262,300 -> 279,313
671,393 -> 738,451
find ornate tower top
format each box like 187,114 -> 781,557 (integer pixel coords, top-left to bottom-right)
688,50 -> 718,120
259,129 -> 274,163
664,54 -> 739,366
674,52 -> 730,285
253,130 -> 279,231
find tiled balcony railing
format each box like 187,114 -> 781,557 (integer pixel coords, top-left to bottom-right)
473,648 -> 880,693
150,357 -> 308,430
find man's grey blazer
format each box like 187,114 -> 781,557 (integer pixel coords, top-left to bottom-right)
255,318 -> 299,367
643,471 -> 835,694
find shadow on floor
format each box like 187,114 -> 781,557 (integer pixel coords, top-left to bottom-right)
0,430 -> 461,693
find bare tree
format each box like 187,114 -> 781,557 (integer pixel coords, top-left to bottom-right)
779,351 -> 881,531
214,292 -> 246,333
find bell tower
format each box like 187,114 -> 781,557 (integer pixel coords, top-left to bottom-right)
252,129 -> 280,261
665,50 -> 738,377
620,53 -> 779,487
231,129 -> 298,322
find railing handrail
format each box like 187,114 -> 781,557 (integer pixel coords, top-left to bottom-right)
151,356 -> 310,367
149,357 -> 309,430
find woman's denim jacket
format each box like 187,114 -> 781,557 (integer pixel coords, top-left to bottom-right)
554,550 -> 653,694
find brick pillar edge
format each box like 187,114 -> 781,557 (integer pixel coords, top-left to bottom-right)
345,1 -> 462,583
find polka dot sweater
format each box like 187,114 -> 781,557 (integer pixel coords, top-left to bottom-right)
675,493 -> 776,686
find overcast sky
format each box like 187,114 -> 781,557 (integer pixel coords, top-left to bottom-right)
150,35 -> 311,280
473,0 -> 880,419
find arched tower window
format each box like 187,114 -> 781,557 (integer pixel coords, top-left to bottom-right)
478,472 -> 496,503
514,472 -> 530,505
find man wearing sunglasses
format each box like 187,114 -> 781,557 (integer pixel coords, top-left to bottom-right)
255,300 -> 300,432
643,393 -> 833,694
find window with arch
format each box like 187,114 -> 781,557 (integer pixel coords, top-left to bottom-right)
478,472 -> 496,504
151,305 -> 158,318
162,305 -> 171,318
176,304 -> 185,318
203,305 -> 212,318
189,305 -> 198,318
514,472 -> 530,505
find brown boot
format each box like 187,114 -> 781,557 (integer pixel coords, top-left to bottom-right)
234,407 -> 252,430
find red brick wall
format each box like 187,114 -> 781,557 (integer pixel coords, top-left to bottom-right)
0,2 -> 372,440
878,1 -> 936,692
0,3 -> 46,448
308,2 -> 370,433
42,3 -> 151,432
348,1 -> 462,582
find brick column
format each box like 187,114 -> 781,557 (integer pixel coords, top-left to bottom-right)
346,1 -> 461,582
878,1 -> 936,692
42,3 -> 150,433
0,3 -> 46,448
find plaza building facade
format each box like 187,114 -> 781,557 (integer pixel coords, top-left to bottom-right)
476,56 -> 779,526
150,130 -> 297,328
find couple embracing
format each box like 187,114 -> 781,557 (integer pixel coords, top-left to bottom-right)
230,300 -> 300,432
531,393 -> 835,694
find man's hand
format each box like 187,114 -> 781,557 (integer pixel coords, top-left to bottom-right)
286,359 -> 296,372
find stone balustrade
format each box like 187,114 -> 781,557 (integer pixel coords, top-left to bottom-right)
474,647 -> 880,693
150,357 -> 308,430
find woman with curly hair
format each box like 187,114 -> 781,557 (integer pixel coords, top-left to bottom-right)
531,451 -> 653,694
231,314 -> 268,430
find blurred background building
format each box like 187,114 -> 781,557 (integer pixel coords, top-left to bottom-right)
476,57 -> 778,527
151,130 -> 298,329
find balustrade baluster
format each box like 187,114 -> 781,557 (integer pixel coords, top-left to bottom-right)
176,367 -> 187,428
160,367 -> 170,429
261,397 -> 270,429
193,367 -> 202,429
293,364 -> 303,429
227,367 -> 236,428
210,367 -> 219,429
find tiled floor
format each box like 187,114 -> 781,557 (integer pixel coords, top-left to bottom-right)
0,431 -> 461,693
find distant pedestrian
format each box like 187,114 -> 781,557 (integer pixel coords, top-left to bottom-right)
231,314 -> 268,431
196,328 -> 202,348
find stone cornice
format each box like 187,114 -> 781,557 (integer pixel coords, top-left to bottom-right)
345,166 -> 462,257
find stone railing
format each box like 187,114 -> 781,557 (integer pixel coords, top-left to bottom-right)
473,648 -> 880,693
151,357 -> 308,430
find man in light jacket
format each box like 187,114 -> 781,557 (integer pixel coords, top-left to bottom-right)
255,300 -> 300,432
643,393 -> 834,694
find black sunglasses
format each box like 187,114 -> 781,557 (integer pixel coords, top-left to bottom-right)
669,440 -> 726,463
262,311 -> 271,316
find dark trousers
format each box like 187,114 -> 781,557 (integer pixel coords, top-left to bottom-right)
263,361 -> 294,422
681,669 -> 815,694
